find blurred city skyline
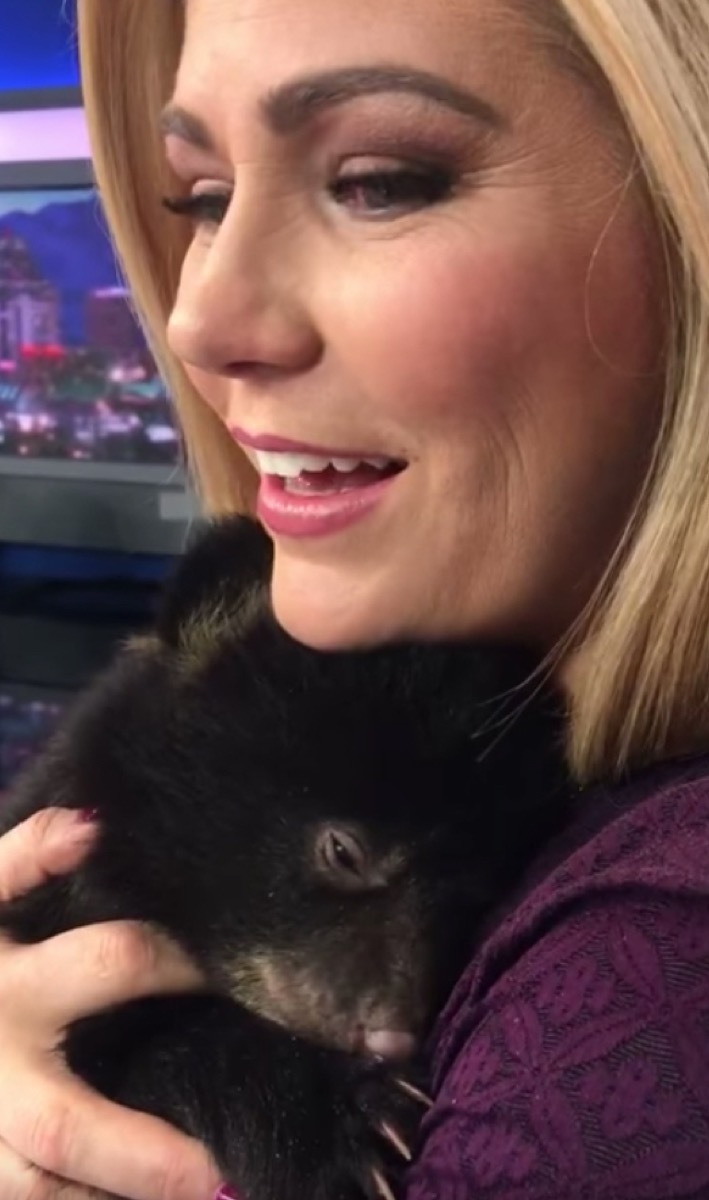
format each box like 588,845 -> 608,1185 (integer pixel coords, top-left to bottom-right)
0,185 -> 181,466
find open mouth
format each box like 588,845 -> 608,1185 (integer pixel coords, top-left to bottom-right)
252,450 -> 407,495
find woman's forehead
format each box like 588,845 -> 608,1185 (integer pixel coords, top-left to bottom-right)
179,0 -> 530,71
175,0 -> 562,127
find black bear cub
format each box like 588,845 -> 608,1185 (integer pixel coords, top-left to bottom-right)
0,516 -> 568,1200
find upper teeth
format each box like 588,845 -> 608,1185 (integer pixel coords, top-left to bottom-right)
252,450 -> 393,478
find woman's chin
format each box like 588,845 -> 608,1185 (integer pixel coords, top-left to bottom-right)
269,562 -> 394,653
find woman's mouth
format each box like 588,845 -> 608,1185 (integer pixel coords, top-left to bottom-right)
234,439 -> 407,539
252,450 -> 403,495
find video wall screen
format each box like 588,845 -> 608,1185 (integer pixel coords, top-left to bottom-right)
0,689 -> 69,795
0,0 -> 79,93
0,186 -> 182,466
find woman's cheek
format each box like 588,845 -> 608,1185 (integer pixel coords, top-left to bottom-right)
324,239 -> 547,423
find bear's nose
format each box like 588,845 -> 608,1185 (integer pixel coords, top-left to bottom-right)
363,1029 -> 417,1060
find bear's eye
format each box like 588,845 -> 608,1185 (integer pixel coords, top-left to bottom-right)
329,834 -> 361,873
317,828 -> 369,887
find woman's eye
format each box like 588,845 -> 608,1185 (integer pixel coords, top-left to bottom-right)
162,191 -> 231,228
161,165 -> 454,229
328,166 -> 454,218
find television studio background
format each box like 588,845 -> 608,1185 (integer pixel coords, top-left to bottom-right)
0,0 -> 198,794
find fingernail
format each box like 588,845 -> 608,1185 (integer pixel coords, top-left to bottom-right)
213,1186 -> 240,1200
78,807 -> 99,823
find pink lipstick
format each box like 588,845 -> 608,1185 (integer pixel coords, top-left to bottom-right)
229,427 -> 406,539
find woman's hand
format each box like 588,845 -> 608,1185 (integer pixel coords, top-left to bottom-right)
0,807 -> 222,1200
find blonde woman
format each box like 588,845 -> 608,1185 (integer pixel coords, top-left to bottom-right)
0,0 -> 708,1197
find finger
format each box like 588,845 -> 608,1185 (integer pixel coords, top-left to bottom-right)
0,809 -> 97,906
0,1061 -> 221,1200
0,1134 -> 110,1199
5,921 -> 205,1035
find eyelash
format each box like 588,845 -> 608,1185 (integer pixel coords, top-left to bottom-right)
161,165 -> 455,227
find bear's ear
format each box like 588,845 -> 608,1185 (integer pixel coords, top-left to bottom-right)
155,515 -> 274,650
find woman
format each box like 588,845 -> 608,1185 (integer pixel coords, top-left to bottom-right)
0,0 -> 708,1196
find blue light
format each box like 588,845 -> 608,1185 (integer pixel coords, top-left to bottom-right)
0,0 -> 79,93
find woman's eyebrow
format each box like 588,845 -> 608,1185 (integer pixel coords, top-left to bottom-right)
262,65 -> 504,133
160,63 -> 504,149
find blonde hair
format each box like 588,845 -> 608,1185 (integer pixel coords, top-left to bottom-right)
76,0 -> 709,782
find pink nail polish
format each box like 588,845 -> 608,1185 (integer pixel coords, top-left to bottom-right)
78,807 -> 99,822
213,1187 -> 240,1200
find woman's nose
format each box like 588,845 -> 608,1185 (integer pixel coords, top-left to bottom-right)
167,204 -> 323,380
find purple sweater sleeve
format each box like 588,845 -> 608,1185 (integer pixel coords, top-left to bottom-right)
405,773 -> 709,1200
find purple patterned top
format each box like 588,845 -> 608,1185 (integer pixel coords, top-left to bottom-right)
406,755 -> 709,1199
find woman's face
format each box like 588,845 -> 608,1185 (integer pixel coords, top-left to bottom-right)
165,0 -> 665,651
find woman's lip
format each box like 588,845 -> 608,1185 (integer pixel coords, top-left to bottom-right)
229,425 -> 403,462
256,471 -> 399,539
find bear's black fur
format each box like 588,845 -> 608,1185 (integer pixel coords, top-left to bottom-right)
0,516 -> 569,1200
